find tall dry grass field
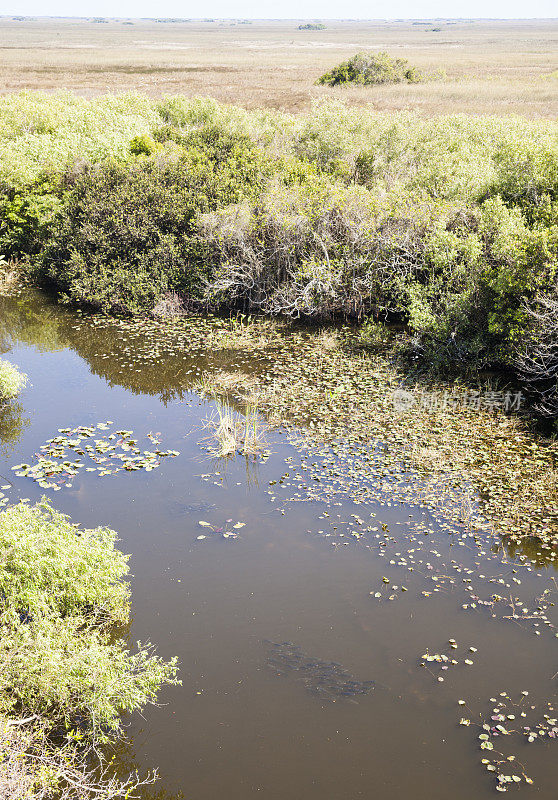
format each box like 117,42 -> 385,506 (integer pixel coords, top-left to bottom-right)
0,16 -> 556,116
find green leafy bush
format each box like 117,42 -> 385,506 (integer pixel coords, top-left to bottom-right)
1,92 -> 558,405
0,615 -> 177,734
0,359 -> 27,400
40,130 -> 268,314
317,52 -> 422,86
0,501 -> 179,739
0,501 -> 129,625
0,180 -> 64,258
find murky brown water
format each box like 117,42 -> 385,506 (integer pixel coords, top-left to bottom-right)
1,290 -> 556,800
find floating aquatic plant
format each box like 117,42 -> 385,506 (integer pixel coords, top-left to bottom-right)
196,519 -> 245,541
458,692 -> 557,792
11,422 -> 179,490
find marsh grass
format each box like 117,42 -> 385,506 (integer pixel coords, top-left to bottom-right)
0,258 -> 19,296
151,291 -> 187,319
0,18 -> 556,117
201,400 -> 269,458
204,318 -> 285,351
198,369 -> 260,403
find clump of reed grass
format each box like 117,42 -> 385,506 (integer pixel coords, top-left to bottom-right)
151,291 -> 186,319
0,256 -> 20,296
204,316 -> 285,351
315,329 -> 341,352
201,400 -> 269,458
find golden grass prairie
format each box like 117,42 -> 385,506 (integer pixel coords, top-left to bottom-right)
0,17 -> 556,117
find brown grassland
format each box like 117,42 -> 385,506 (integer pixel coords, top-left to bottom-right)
0,16 -> 556,116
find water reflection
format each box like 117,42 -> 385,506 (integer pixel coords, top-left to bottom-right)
0,398 -> 29,457
0,291 -> 68,353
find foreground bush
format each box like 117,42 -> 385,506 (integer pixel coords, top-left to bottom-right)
0,501 -> 129,625
316,52 -> 422,86
0,715 -> 157,799
0,358 -> 26,400
0,615 -> 176,734
0,500 -> 179,797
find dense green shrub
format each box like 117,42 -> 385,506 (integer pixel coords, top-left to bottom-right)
316,52 -> 422,86
40,130 -> 268,314
1,92 -> 558,405
0,358 -> 26,400
0,501 -> 179,737
0,91 -> 158,188
0,501 -> 129,625
0,615 -> 176,733
0,500 -> 179,798
0,179 -> 64,258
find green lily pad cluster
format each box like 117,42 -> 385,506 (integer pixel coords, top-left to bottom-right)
458,693 -> 557,792
11,422 -> 179,490
196,519 -> 245,541
419,642 -> 477,682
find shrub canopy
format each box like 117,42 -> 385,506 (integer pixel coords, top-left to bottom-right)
316,52 -> 422,86
1,92 -> 558,408
0,501 -> 179,735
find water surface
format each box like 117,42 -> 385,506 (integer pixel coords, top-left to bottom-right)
1,290 -> 556,800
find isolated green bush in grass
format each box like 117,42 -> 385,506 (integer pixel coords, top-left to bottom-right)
0,358 -> 26,400
317,52 -> 422,86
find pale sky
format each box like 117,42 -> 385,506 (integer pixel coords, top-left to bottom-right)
1,1 -> 557,20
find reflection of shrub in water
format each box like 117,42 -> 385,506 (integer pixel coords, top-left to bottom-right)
0,399 -> 29,458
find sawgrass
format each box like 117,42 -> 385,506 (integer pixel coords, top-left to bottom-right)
0,17 -> 556,117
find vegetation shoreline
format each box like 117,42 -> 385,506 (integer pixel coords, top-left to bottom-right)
1,91 -> 557,422
18,298 -> 550,555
